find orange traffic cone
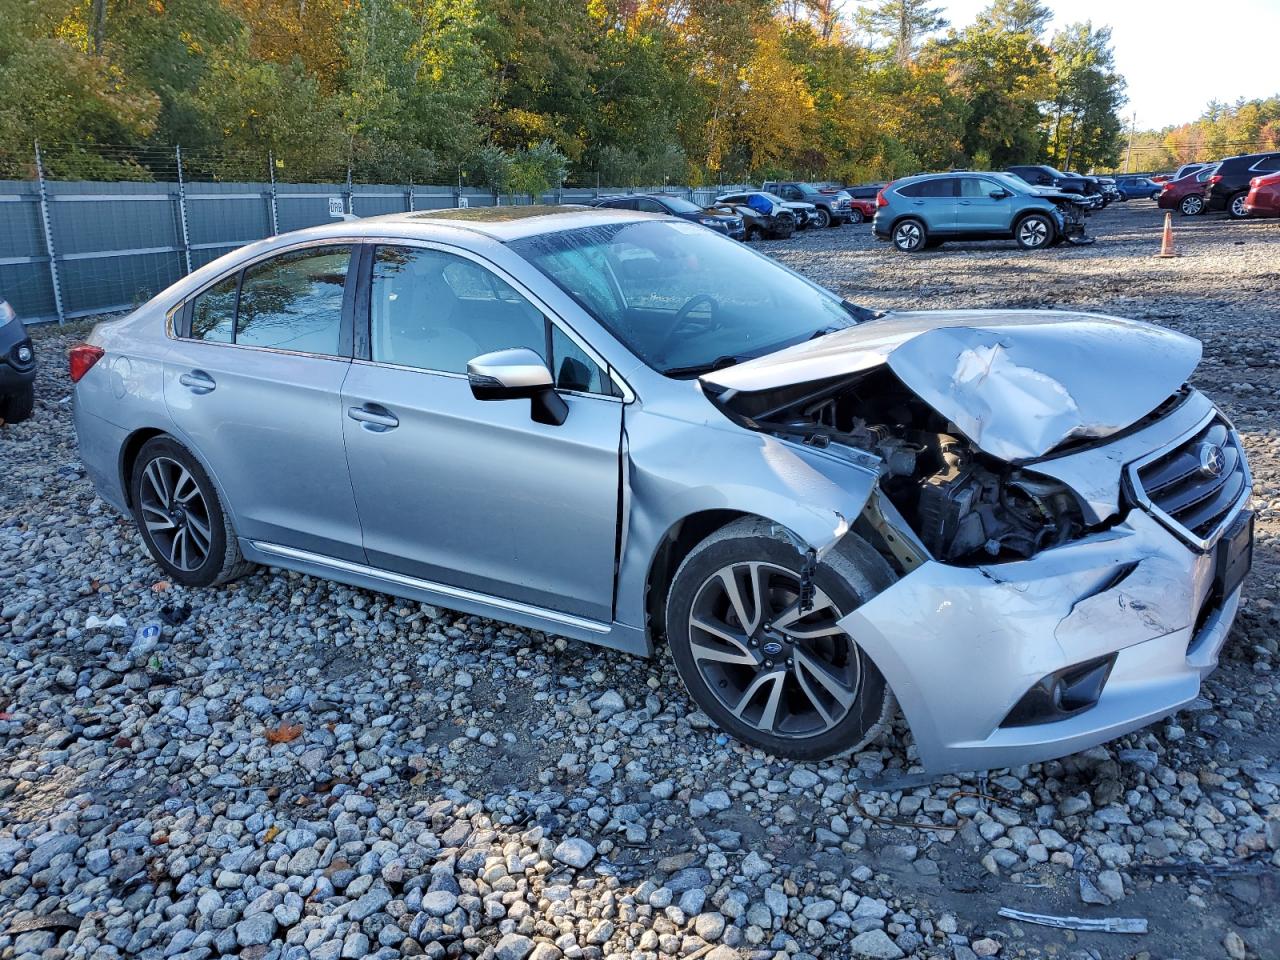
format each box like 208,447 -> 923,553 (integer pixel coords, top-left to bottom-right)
1155,211 -> 1179,258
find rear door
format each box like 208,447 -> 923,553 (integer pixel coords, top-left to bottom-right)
164,242 -> 365,561
340,242 -> 624,621
897,177 -> 958,233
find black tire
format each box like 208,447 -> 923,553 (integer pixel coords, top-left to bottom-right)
848,208 -> 865,224
665,518 -> 896,761
0,383 -> 34,424
813,207 -> 832,229
130,436 -> 252,588
1150,190 -> 1161,200
1228,192 -> 1249,219
892,218 -> 926,252
1014,212 -> 1055,250
746,225 -> 764,241
1179,194 -> 1204,216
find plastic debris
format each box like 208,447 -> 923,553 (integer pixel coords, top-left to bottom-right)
159,603 -> 191,627
997,907 -> 1147,934
129,623 -> 162,658
84,613 -> 128,630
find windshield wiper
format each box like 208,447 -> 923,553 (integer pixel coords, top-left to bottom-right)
841,300 -> 883,322
662,355 -> 744,378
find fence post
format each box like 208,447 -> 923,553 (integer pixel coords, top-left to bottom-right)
33,142 -> 65,324
175,145 -> 193,275
407,176 -> 415,213
345,165 -> 354,216
267,152 -> 280,236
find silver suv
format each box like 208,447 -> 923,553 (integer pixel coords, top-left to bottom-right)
72,206 -> 1251,771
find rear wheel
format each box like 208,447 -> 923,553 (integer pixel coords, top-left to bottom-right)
0,383 -> 34,424
1015,212 -> 1054,250
892,218 -> 926,252
1228,192 -> 1249,219
130,436 -> 252,588
1179,194 -> 1204,216
665,519 -> 896,760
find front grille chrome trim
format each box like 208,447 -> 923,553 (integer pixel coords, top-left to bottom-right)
1125,409 -> 1252,551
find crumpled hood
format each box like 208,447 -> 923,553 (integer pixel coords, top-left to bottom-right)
702,310 -> 1201,462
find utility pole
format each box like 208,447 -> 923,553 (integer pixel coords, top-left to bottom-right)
1125,112 -> 1138,173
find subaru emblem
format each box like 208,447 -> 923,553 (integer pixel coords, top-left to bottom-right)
761,641 -> 784,657
1196,442 -> 1226,479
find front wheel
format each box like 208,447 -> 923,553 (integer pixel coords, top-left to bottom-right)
665,519 -> 896,761
1228,192 -> 1249,219
1015,213 -> 1054,250
1179,194 -> 1204,216
848,208 -> 865,224
130,436 -> 252,588
0,383 -> 34,424
892,218 -> 926,252
812,207 -> 831,229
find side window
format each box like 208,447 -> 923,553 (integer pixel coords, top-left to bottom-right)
635,198 -> 666,214
190,273 -> 237,343
1253,155 -> 1280,172
370,246 -> 547,374
604,198 -> 637,210
958,178 -> 991,198
899,179 -> 953,198
235,246 -> 350,354
551,325 -> 612,395
781,186 -> 800,200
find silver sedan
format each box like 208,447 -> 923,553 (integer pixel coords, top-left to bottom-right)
71,206 -> 1253,771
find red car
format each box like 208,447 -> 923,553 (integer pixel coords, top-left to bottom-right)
1244,170 -> 1280,217
1157,164 -> 1219,216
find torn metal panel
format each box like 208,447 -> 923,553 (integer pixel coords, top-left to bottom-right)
703,310 -> 1201,462
838,509 -> 1223,772
612,415 -> 880,634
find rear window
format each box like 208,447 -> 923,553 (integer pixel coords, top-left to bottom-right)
1251,155 -> 1280,172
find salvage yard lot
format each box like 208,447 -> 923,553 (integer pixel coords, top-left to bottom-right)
2,200 -> 1279,960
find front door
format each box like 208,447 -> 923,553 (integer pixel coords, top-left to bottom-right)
163,243 -> 365,561
954,176 -> 1009,233
341,243 -> 623,621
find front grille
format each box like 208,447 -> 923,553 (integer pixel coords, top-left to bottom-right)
1128,415 -> 1251,549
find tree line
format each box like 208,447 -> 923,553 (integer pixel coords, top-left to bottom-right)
0,0 -> 1130,189
1118,97 -> 1280,174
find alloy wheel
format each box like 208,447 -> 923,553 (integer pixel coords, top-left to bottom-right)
1181,195 -> 1203,215
687,562 -> 862,739
1019,217 -> 1049,247
815,208 -> 831,228
849,209 -> 865,223
138,456 -> 213,572
1231,194 -> 1248,218
894,221 -> 923,251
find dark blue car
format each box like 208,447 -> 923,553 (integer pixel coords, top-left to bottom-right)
589,194 -> 745,239
1114,176 -> 1162,200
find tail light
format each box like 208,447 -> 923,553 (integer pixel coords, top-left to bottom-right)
1207,175 -> 1222,185
69,344 -> 105,383
876,183 -> 892,207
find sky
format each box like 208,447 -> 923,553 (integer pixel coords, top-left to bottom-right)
925,0 -> 1280,130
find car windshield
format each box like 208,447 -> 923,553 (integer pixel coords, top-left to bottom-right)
1041,166 -> 1068,178
661,196 -> 703,214
508,220 -> 855,376
989,172 -> 1034,193
797,184 -> 822,195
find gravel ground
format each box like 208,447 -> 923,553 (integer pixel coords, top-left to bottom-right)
2,200 -> 1279,960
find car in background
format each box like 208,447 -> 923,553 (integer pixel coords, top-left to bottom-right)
1158,164 -> 1219,216
1094,176 -> 1123,205
717,191 -> 810,233
0,299 -> 36,423
589,194 -> 744,239
1114,176 -> 1162,200
1172,162 -> 1210,182
1204,152 -> 1280,218
1006,165 -> 1103,207
708,197 -> 797,240
873,171 -> 1088,252
762,181 -> 854,227
1244,170 -> 1280,218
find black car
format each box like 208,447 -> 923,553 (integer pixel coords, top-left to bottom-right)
589,194 -> 744,239
0,299 -> 35,423
844,183 -> 886,200
1203,152 -> 1280,218
1006,165 -> 1103,206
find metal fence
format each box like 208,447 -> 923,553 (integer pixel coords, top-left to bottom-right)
0,174 -> 740,324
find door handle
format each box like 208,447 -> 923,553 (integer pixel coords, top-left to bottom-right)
347,404 -> 399,431
179,370 -> 216,394
958,200 -> 972,205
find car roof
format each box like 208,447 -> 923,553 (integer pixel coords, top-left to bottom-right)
351,205 -> 659,241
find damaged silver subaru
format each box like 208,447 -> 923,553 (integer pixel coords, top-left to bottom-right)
71,206 -> 1253,772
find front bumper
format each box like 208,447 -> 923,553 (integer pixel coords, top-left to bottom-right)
842,507 -> 1247,772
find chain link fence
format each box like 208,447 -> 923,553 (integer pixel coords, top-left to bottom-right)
1,143 -> 746,324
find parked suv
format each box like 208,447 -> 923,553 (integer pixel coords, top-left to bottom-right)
762,181 -> 853,227
1007,164 -> 1098,195
873,172 -> 1087,252
0,299 -> 36,423
1203,152 -> 1280,218
590,194 -> 744,239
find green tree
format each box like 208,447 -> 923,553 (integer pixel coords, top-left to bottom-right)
855,0 -> 948,66
1045,22 -> 1126,171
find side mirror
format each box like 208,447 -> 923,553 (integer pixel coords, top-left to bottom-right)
989,189 -> 1010,199
467,348 -> 568,426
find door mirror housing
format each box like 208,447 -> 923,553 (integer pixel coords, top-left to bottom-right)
989,188 -> 1011,199
467,348 -> 568,425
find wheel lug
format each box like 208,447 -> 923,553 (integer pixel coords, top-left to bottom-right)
764,660 -> 773,669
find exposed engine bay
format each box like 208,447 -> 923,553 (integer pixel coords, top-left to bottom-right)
711,368 -> 1087,565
